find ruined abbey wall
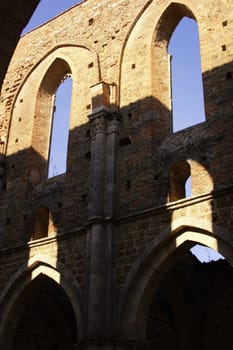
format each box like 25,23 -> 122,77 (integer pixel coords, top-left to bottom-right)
0,0 -> 232,349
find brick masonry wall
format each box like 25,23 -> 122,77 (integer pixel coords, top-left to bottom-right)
0,232 -> 86,292
115,188 -> 233,287
0,0 -> 232,344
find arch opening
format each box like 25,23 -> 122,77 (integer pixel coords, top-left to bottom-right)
32,58 -> 72,182
152,3 -> 205,134
48,75 -> 72,178
168,17 -> 205,132
120,230 -> 233,347
144,244 -> 233,350
7,274 -> 77,350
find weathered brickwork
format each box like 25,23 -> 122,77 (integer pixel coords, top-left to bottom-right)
0,0 -> 232,349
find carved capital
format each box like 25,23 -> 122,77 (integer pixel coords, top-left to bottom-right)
88,110 -> 111,137
107,112 -> 122,134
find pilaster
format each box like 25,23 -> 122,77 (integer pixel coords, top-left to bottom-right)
85,81 -> 121,341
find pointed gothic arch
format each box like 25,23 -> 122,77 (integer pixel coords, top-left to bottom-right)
119,222 -> 233,340
120,1 -> 203,139
0,255 -> 83,350
168,16 -> 206,131
32,58 -> 72,180
152,2 -> 204,131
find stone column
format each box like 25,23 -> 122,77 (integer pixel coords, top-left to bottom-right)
84,82 -> 121,346
102,112 -> 121,336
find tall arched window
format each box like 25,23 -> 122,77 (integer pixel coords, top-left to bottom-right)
48,76 -> 72,178
168,17 -> 205,132
31,58 -> 72,182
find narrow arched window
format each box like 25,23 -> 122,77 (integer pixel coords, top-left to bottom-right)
169,160 -> 191,201
33,206 -> 49,240
168,17 -> 205,132
32,58 -> 72,182
48,76 -> 72,178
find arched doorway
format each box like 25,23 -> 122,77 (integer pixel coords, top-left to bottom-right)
0,258 -> 82,350
9,274 -> 77,350
120,229 -> 233,350
146,246 -> 233,350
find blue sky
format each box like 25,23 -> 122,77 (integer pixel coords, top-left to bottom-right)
22,0 -> 81,35
168,17 -> 205,131
48,78 -> 72,178
22,1 -> 223,262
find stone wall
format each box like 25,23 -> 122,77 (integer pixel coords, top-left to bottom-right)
0,0 -> 232,349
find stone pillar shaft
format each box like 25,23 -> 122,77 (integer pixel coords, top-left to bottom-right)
85,82 -> 121,340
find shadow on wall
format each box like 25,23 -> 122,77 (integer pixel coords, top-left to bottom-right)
203,60 -> 233,119
0,119 -> 91,246
0,123 -> 90,350
0,61 -> 232,349
116,63 -> 233,349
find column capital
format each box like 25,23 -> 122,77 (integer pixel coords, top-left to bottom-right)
88,110 -> 121,137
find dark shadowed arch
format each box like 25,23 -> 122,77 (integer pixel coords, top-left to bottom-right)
119,222 -> 233,340
0,255 -> 84,350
